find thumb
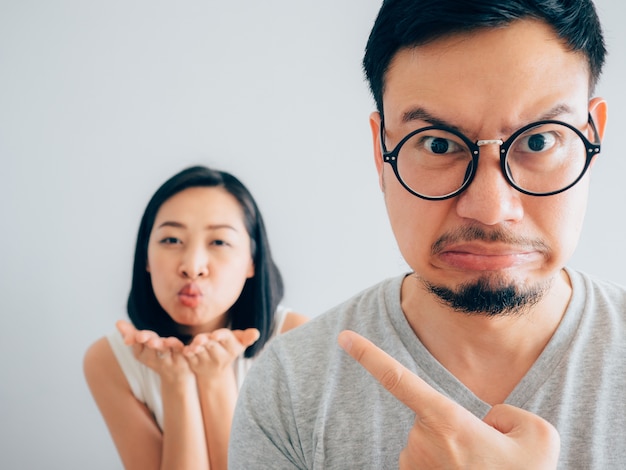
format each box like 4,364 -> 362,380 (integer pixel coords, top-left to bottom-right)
232,328 -> 261,347
484,404 -> 555,436
484,403 -> 560,466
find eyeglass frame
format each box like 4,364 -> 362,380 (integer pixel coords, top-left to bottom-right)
380,113 -> 602,200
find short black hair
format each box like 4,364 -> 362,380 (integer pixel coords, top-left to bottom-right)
363,0 -> 607,113
127,165 -> 284,358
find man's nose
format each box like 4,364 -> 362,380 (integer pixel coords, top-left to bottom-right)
455,144 -> 524,225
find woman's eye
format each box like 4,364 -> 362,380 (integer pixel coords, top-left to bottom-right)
160,237 -> 181,245
211,239 -> 230,247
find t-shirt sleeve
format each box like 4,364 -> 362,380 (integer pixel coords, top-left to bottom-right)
229,342 -> 307,469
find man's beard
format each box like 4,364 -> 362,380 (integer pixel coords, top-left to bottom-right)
423,225 -> 552,316
423,276 -> 550,317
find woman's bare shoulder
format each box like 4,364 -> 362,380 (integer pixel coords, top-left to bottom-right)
280,311 -> 309,334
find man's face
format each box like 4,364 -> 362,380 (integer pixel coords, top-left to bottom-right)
370,19 -> 607,313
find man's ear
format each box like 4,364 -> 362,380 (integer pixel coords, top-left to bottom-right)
369,111 -> 385,191
589,97 -> 608,141
588,97 -> 608,169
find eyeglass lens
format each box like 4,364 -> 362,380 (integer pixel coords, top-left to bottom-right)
394,123 -> 588,198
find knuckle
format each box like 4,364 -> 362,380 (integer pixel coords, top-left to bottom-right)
379,366 -> 405,393
532,416 -> 560,445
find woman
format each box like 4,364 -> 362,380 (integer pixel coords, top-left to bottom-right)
84,165 -> 307,470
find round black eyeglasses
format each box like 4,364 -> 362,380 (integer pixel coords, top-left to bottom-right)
380,114 -> 601,200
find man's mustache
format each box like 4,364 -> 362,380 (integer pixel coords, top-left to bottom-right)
431,225 -> 550,255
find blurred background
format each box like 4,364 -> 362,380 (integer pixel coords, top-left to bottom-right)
0,1 -> 624,468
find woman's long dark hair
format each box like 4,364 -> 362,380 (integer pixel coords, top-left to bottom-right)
127,165 -> 284,358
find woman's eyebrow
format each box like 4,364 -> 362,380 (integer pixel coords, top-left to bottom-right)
205,224 -> 239,232
155,221 -> 186,229
155,221 -> 239,232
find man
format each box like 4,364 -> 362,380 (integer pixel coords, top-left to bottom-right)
230,1 -> 625,468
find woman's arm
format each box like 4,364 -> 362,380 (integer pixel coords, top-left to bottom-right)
185,329 -> 260,470
84,327 -> 210,470
83,337 -> 165,469
156,347 -> 209,470
119,321 -> 211,469
195,366 -> 239,470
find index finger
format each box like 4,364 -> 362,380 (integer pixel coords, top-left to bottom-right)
338,330 -> 452,415
116,320 -> 139,344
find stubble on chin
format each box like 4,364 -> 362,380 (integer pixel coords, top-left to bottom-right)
421,274 -> 552,317
422,225 -> 554,316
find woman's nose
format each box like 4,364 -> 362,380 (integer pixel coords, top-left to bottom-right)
179,248 -> 209,279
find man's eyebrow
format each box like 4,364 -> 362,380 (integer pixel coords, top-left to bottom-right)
401,103 -> 578,134
401,107 -> 464,132
537,104 -> 576,121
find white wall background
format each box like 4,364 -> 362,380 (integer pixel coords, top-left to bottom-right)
0,1 -> 623,468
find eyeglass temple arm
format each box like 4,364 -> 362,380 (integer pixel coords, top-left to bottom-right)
379,115 -> 387,153
588,112 -> 602,145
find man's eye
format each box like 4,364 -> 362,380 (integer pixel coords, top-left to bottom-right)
422,136 -> 462,154
517,132 -> 557,152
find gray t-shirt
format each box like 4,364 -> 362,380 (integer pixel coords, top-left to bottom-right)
229,268 -> 626,469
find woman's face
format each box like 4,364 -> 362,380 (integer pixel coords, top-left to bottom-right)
146,186 -> 255,334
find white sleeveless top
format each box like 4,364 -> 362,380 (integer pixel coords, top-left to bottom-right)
107,306 -> 290,430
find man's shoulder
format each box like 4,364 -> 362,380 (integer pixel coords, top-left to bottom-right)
251,274 -> 406,381
275,274 -> 405,348
567,267 -> 626,326
568,267 -> 626,300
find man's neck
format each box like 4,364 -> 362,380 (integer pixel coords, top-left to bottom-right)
401,269 -> 572,405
